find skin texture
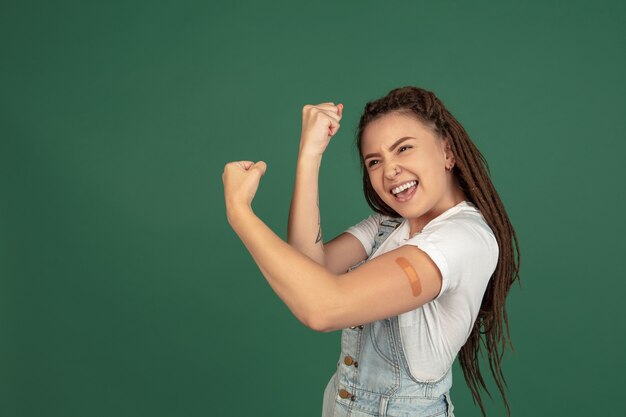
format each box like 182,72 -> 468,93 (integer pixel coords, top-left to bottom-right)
395,257 -> 422,297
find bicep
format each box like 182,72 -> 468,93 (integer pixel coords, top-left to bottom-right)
320,245 -> 443,332
323,232 -> 368,275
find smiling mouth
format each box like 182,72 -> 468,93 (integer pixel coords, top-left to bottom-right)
391,181 -> 418,202
390,180 -> 418,195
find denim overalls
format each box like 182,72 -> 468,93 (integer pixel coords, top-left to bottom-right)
321,218 -> 455,417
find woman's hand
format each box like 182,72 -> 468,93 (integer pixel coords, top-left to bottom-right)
222,160 -> 267,217
299,102 -> 343,158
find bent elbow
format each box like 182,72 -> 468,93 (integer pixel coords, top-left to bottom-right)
303,312 -> 330,333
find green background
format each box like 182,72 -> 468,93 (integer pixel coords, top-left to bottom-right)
1,1 -> 624,416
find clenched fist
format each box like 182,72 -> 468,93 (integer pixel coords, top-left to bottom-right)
299,102 -> 343,158
222,160 -> 267,214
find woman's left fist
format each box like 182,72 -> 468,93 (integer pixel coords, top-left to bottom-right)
222,160 -> 267,211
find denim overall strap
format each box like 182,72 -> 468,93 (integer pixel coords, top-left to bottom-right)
347,217 -> 403,273
372,217 -> 404,254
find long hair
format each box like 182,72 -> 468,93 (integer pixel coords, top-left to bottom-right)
355,86 -> 521,417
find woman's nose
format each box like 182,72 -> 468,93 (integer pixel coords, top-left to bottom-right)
384,163 -> 399,179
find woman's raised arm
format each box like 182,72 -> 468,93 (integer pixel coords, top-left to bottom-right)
287,154 -> 326,264
286,103 -> 343,265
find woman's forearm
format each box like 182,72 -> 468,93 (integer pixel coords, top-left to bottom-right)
228,204 -> 338,330
286,153 -> 326,265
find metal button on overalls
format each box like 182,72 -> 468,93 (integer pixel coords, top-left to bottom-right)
338,388 -> 356,401
343,355 -> 358,367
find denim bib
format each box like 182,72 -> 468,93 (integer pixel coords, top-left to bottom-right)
321,217 -> 455,417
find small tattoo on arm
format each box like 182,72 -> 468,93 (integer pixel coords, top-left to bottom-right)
315,196 -> 322,244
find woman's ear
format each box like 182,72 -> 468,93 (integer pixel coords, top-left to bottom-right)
442,138 -> 456,167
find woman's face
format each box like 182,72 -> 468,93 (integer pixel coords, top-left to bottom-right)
361,112 -> 463,228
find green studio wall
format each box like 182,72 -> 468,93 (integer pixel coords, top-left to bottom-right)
1,1 -> 624,416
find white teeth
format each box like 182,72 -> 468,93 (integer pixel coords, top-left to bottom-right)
392,180 -> 417,195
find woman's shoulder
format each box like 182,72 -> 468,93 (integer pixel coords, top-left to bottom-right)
417,203 -> 498,262
427,201 -> 493,235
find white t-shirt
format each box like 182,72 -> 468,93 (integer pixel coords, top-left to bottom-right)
344,200 -> 499,381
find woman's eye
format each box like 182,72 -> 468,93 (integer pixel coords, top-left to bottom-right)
367,146 -> 411,168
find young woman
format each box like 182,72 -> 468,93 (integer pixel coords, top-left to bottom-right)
222,86 -> 520,417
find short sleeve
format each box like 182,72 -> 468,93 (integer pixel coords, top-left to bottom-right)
344,213 -> 383,257
403,218 -> 499,300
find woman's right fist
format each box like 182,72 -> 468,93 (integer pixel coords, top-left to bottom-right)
299,102 -> 343,158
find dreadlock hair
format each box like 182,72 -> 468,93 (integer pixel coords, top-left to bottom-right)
355,86 -> 521,417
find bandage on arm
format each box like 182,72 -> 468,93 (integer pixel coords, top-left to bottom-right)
394,256 -> 422,297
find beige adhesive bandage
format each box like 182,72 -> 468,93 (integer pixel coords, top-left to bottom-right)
395,257 -> 422,297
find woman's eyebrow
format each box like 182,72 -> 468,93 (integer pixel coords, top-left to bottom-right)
363,136 -> 416,160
